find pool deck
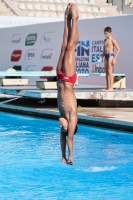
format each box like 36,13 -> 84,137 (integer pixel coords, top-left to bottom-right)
0,97 -> 133,132
0,84 -> 133,101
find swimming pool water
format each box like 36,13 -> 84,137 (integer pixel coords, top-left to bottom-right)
0,111 -> 133,200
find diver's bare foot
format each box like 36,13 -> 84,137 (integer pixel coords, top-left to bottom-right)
65,3 -> 73,18
62,157 -> 67,164
70,4 -> 79,20
67,158 -> 74,165
105,88 -> 113,92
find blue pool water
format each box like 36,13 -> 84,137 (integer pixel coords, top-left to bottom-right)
0,112 -> 133,200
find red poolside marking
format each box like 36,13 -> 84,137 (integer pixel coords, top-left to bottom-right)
87,114 -> 115,118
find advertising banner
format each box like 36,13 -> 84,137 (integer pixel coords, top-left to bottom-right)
0,16 -> 63,28
0,15 -> 133,87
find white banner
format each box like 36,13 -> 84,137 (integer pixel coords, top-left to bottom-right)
0,15 -> 133,88
0,16 -> 63,28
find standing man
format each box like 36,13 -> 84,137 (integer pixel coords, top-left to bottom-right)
99,27 -> 120,91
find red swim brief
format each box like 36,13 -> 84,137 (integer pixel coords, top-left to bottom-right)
57,71 -> 77,84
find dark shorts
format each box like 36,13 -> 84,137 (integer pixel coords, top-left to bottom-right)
62,125 -> 78,136
105,53 -> 115,60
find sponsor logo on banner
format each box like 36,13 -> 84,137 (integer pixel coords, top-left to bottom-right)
40,49 -> 53,60
25,65 -> 36,71
11,50 -> 22,62
91,40 -> 104,73
25,49 -> 36,61
42,53 -> 52,59
11,34 -> 21,45
25,34 -> 37,46
75,40 -> 90,73
40,32 -> 53,44
40,66 -> 53,78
